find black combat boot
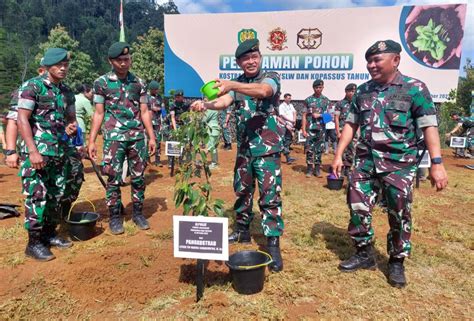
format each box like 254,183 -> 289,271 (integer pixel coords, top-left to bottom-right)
313,164 -> 322,177
42,224 -> 73,248
305,164 -> 313,178
267,236 -> 283,272
25,230 -> 55,261
388,257 -> 406,288
224,143 -> 232,150
228,224 -> 251,244
339,244 -> 377,272
132,202 -> 150,230
109,205 -> 124,235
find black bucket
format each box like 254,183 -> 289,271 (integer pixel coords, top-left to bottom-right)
327,177 -> 344,190
226,250 -> 273,295
65,212 -> 100,241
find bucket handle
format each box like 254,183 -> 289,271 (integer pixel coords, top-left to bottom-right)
235,250 -> 273,270
67,198 -> 97,222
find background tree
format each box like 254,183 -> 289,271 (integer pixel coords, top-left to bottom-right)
131,28 -> 164,92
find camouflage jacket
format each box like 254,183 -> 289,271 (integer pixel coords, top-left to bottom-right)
303,94 -> 330,131
148,94 -> 163,127
7,88 -> 19,121
231,70 -> 283,157
17,74 -> 75,157
346,71 -> 438,173
169,101 -> 190,125
334,97 -> 351,130
93,71 -> 147,141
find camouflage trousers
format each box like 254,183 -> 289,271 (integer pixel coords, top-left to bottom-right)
342,139 -> 357,168
305,130 -> 325,165
20,155 -> 65,230
63,146 -> 84,204
282,128 -> 294,156
347,159 -> 416,258
102,139 -> 148,208
153,125 -> 162,162
233,152 -> 284,237
218,111 -> 232,144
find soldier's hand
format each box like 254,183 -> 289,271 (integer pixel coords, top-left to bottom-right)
29,151 -> 45,170
331,156 -> 343,178
148,139 -> 157,157
215,79 -> 233,97
302,131 -> 308,138
88,143 -> 97,161
5,153 -> 19,168
191,100 -> 206,112
429,164 -> 448,191
65,122 -> 77,136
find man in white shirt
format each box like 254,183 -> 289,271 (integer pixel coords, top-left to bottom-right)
278,93 -> 297,164
324,104 -> 337,154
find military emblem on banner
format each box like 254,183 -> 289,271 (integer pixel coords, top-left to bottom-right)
297,28 -> 322,50
238,29 -> 257,44
267,27 -> 288,51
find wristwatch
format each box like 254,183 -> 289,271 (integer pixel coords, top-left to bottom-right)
431,157 -> 443,164
3,149 -> 17,156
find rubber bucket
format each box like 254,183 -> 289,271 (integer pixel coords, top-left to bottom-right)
65,212 -> 100,241
327,177 -> 344,190
200,80 -> 219,101
226,250 -> 273,295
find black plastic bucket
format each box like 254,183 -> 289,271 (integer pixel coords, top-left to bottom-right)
226,250 -> 273,295
327,177 -> 344,190
65,212 -> 99,241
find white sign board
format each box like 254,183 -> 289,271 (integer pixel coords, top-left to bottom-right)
297,130 -> 306,143
164,4 -> 467,102
418,150 -> 431,169
173,215 -> 229,261
450,136 -> 467,148
165,141 -> 183,156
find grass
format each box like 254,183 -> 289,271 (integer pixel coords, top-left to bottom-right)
0,219 -> 24,240
1,253 -> 25,267
123,221 -> 139,236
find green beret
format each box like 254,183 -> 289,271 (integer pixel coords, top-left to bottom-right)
108,42 -> 130,59
175,89 -> 184,96
235,39 -> 260,59
345,83 -> 357,91
365,40 -> 402,60
313,79 -> 324,87
42,48 -> 69,66
148,80 -> 159,90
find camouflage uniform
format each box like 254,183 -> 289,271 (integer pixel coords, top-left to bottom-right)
303,94 -> 330,165
335,97 -> 357,167
218,107 -> 232,145
345,71 -> 438,258
169,100 -> 190,163
231,70 -> 284,237
62,143 -> 84,208
93,71 -> 148,209
148,93 -> 164,163
17,74 -> 75,230
458,116 -> 474,152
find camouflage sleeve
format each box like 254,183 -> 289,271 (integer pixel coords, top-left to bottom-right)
302,98 -> 308,113
93,77 -> 105,104
262,71 -> 281,96
345,94 -> 360,125
7,89 -> 19,120
17,80 -> 37,111
139,79 -> 148,104
65,89 -> 76,120
334,101 -> 341,115
412,81 -> 438,128
169,103 -> 175,115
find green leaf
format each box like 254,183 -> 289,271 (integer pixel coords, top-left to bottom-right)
428,18 -> 433,28
433,24 -> 442,34
415,25 -> 425,34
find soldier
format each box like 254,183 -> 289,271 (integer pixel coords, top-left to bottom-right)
219,107 -> 233,150
302,79 -> 331,177
331,40 -> 448,288
169,89 -> 190,165
148,80 -> 164,166
446,111 -> 473,157
278,93 -> 297,164
88,42 -> 156,234
334,83 -> 357,176
191,39 -> 285,272
17,48 -> 76,261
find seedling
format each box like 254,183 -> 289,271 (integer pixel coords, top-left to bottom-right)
412,18 -> 450,61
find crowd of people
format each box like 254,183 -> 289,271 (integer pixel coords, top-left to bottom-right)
0,36 -> 459,289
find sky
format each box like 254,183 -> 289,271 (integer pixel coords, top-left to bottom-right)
159,0 -> 473,76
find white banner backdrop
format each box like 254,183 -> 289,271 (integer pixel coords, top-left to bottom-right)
164,4 -> 467,102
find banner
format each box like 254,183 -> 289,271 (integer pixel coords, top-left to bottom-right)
164,4 -> 467,102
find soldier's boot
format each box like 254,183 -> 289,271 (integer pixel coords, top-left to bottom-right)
109,205 -> 124,235
42,224 -> 73,249
267,236 -> 283,272
388,257 -> 407,288
305,164 -> 314,178
224,143 -> 232,150
228,224 -> 251,244
339,244 -> 377,272
313,164 -> 322,177
25,230 -> 55,261
132,203 -> 150,230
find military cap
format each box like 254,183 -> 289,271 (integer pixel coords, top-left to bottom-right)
365,40 -> 402,60
345,83 -> 357,91
148,80 -> 160,90
313,79 -> 324,87
42,48 -> 70,66
175,89 -> 184,96
235,39 -> 260,59
108,42 -> 130,59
